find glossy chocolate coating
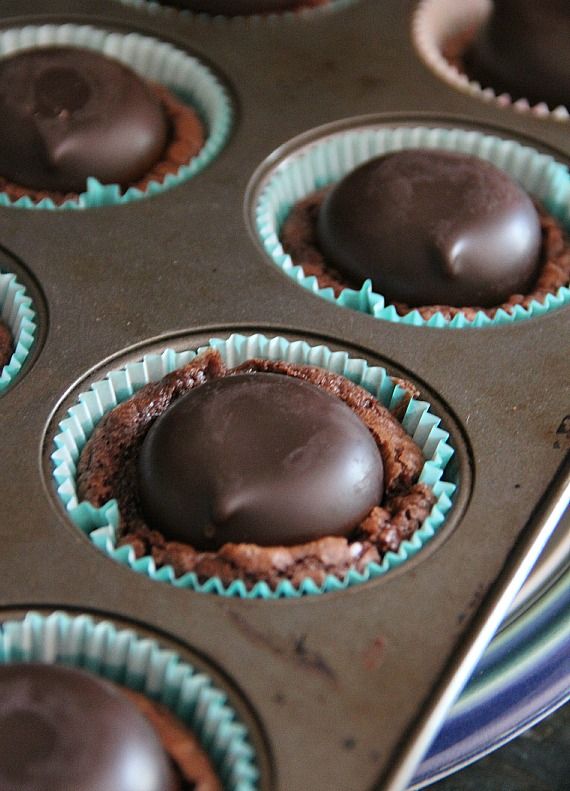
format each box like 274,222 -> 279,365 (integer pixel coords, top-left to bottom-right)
138,372 -> 383,549
464,0 -> 570,109
0,664 -> 175,791
161,0 -> 300,14
317,150 -> 542,308
0,47 -> 169,193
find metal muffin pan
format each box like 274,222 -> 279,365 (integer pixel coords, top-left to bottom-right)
0,0 -> 568,789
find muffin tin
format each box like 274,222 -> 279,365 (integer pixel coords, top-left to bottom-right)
0,0 -> 568,789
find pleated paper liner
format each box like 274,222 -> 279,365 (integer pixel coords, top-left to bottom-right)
52,332 -> 456,599
0,270 -> 37,393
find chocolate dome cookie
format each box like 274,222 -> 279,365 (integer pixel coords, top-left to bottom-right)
317,150 -> 542,309
464,0 -> 570,110
0,320 -> 12,372
0,47 -> 168,193
0,46 -> 204,204
0,663 -> 220,791
138,372 -> 384,549
76,348 -> 436,591
280,149 -> 570,322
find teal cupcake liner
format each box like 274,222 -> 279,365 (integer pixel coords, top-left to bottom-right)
115,0 -> 356,24
0,24 -> 233,210
0,610 -> 258,790
52,332 -> 456,599
413,0 -> 570,122
255,125 -> 570,328
0,270 -> 37,393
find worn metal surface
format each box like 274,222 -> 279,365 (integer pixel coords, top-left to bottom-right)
0,1 -> 568,789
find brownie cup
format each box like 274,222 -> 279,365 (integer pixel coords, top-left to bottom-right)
462,0 -> 570,111
53,334 -> 455,596
0,25 -> 233,209
0,320 -> 13,372
75,348 -> 437,591
0,47 -> 204,206
0,612 -> 258,790
0,663 -> 220,791
413,0 -> 570,119
255,125 -> 570,328
280,149 -> 570,322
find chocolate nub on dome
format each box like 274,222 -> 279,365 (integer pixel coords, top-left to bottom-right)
316,149 -> 542,308
464,0 -> 570,109
0,47 -> 170,193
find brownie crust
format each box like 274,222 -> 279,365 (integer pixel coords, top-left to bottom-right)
124,687 -> 221,791
280,189 -> 570,321
77,350 -> 435,590
0,320 -> 13,370
0,82 -> 204,205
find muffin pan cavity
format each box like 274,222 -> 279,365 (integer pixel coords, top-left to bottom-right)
413,0 -> 570,122
46,330 -> 465,598
0,23 -> 233,209
250,118 -> 570,328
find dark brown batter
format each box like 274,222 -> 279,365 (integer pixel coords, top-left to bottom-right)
77,350 -> 435,590
0,320 -> 13,370
280,188 -> 570,322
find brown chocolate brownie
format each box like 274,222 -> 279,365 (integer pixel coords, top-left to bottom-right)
280,190 -> 570,322
77,349 -> 435,590
0,320 -> 13,370
124,687 -> 221,791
